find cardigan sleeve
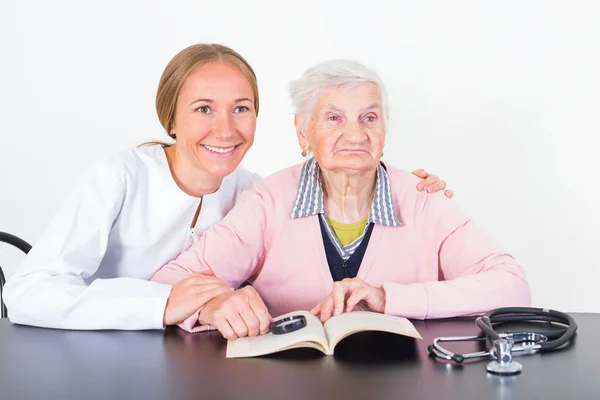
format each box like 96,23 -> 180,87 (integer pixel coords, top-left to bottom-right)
150,184 -> 270,331
151,184 -> 270,332
383,192 -> 531,319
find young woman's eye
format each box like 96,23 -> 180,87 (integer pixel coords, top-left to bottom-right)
234,106 -> 249,113
197,106 -> 211,114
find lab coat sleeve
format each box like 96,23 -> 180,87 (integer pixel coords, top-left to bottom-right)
2,162 -> 173,330
383,192 -> 531,319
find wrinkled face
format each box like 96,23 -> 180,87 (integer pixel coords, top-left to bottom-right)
172,61 -> 256,179
298,83 -> 385,173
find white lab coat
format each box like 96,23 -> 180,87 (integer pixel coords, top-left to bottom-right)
2,145 -> 259,330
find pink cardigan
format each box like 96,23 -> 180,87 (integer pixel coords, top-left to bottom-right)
151,164 -> 531,332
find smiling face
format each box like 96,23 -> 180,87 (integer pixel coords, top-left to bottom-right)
298,82 -> 386,173
171,61 -> 257,179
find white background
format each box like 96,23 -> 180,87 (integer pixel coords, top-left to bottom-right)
1,1 -> 599,312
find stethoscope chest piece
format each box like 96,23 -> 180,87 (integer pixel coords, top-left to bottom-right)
486,339 -> 522,375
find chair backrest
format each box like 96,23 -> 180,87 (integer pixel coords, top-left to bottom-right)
0,232 -> 32,318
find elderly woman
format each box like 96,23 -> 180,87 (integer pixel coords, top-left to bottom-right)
152,60 -> 531,339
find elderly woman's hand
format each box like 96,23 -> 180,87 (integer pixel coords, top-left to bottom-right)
198,285 -> 272,340
310,278 -> 386,323
412,169 -> 454,198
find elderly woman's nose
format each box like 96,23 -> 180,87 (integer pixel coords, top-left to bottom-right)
342,120 -> 367,142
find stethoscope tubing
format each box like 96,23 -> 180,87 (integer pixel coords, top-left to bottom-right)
475,307 -> 577,351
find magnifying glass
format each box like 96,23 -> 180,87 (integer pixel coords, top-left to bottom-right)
271,315 -> 307,335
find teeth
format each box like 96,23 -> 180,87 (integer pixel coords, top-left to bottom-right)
203,145 -> 235,154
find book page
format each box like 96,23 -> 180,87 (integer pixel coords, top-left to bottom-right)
323,311 -> 423,353
226,310 -> 328,358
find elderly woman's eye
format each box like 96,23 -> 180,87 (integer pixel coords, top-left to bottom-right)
365,115 -> 377,122
328,115 -> 340,121
197,106 -> 211,114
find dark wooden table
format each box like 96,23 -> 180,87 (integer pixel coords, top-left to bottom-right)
0,314 -> 597,399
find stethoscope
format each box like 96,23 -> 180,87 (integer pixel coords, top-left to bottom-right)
428,307 -> 578,375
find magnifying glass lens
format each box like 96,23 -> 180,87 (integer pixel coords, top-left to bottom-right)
271,315 -> 307,335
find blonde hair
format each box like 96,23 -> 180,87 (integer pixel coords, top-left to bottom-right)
155,43 -> 259,141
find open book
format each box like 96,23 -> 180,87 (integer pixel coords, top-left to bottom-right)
226,310 -> 422,358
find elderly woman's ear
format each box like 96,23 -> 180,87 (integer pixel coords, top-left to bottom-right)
294,115 -> 310,157
412,169 -> 454,198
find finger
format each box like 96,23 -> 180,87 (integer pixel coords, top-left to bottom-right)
200,269 -> 215,276
319,296 -> 335,323
310,300 -> 324,316
189,282 -> 226,292
227,312 -> 249,339
260,315 -> 272,335
419,174 -> 439,192
187,282 -> 227,300
345,287 -> 372,312
188,275 -> 227,287
214,318 -> 237,341
193,287 -> 231,309
444,189 -> 454,199
426,180 -> 447,193
239,306 -> 261,337
333,278 -> 364,314
248,295 -> 272,335
332,283 -> 349,316
186,274 -> 218,284
412,169 -> 428,179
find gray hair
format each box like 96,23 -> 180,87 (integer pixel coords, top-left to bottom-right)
288,59 -> 389,131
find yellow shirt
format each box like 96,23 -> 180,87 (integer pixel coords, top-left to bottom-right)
325,216 -> 369,246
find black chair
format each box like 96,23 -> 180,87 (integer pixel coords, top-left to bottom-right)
0,232 -> 32,318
